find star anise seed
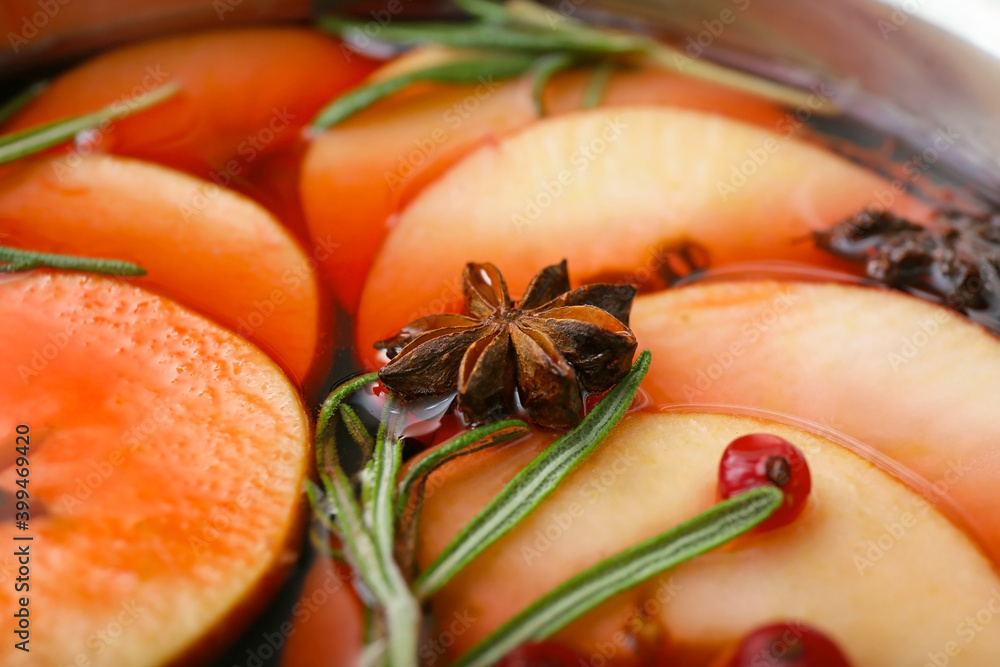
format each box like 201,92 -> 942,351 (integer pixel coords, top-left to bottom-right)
375,260 -> 638,429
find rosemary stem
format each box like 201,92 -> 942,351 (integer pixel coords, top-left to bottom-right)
0,244 -> 146,276
369,395 -> 421,667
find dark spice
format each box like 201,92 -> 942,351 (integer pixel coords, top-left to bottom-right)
764,455 -> 792,488
375,261 -> 638,429
815,208 -> 1000,329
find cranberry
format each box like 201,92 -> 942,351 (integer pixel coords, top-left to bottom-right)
718,434 -> 811,530
727,622 -> 851,667
495,642 -> 585,667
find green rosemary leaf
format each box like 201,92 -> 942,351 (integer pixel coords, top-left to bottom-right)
0,81 -> 180,166
312,376 -> 382,584
396,419 -> 530,518
496,0 -> 836,114
395,419 -> 530,577
370,395 -> 407,557
0,81 -> 46,126
311,375 -> 420,667
0,245 -> 146,276
581,61 -> 613,109
317,445 -> 389,600
504,0 -> 578,27
367,393 -> 421,667
641,44 -> 836,114
453,0 -> 509,22
414,349 -> 651,598
506,0 -> 627,44
319,17 -> 646,56
317,420 -> 418,667
531,53 -> 576,116
316,373 -> 379,445
310,55 -> 537,130
454,485 -> 783,667
322,463 -> 419,667
340,403 -> 375,462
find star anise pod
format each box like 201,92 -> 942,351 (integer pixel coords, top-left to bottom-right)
815,208 -> 1000,330
375,261 -> 638,429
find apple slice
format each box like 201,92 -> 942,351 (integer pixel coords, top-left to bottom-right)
301,63 -> 788,312
1,27 -> 377,177
628,280 -> 1000,563
280,552 -> 365,667
418,411 -> 1000,665
355,107 -> 888,368
0,272 -> 311,666
0,154 -> 330,390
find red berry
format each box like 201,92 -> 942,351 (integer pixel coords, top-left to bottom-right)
727,622 -> 851,667
495,642 -> 585,667
718,433 -> 811,530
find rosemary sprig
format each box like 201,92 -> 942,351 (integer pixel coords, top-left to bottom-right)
316,372 -> 379,444
314,0 -> 833,131
313,380 -> 420,667
311,352 -> 795,667
396,419 -> 530,517
311,54 -> 537,130
581,61 -> 614,109
454,0 -> 509,22
320,16 -> 647,55
340,403 -> 375,462
530,53 -> 576,116
413,349 -> 651,599
395,419 -> 530,576
368,396 -> 421,667
501,0 -> 833,112
0,81 -> 180,166
453,486 -> 783,667
0,245 -> 146,276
